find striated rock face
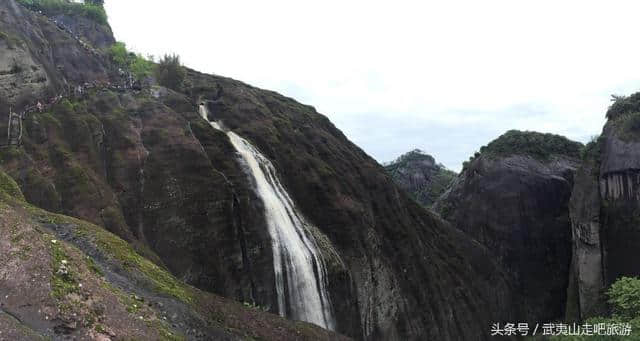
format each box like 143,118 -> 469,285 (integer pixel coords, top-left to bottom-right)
384,149 -> 456,207
435,130 -> 582,324
0,169 -> 350,341
0,0 -> 113,106
0,1 -> 519,339
569,95 -> 640,320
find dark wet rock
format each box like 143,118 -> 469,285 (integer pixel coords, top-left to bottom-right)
569,97 -> 640,320
435,131 -> 582,324
0,1 -> 519,339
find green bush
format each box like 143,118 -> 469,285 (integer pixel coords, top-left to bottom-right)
607,93 -> 640,121
107,42 -> 155,80
613,112 -> 640,142
553,277 -> 640,340
107,42 -> 128,67
18,0 -> 107,25
156,54 -> 186,91
581,135 -> 603,161
607,277 -> 640,320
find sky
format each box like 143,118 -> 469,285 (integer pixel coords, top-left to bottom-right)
104,0 -> 640,171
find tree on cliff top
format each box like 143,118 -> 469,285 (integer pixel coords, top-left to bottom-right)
156,54 -> 186,91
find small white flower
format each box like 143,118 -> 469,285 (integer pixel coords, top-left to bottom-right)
51,240 -> 57,244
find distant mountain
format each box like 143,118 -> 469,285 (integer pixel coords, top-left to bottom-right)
384,149 -> 456,206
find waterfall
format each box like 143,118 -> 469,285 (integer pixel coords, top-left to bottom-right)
199,104 -> 335,330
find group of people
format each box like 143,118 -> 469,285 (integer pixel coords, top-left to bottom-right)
2,3 -> 148,147
31,9 -> 100,57
4,74 -> 144,148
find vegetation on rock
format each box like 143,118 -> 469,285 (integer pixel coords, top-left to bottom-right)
18,0 -> 108,25
555,277 -> 640,340
607,93 -> 640,121
463,130 -> 583,169
107,41 -> 155,79
384,149 -> 456,206
156,54 -> 186,91
0,168 -> 25,201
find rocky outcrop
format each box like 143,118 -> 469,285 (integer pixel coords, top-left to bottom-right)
435,130 -> 582,324
568,95 -> 640,320
0,168 -> 350,340
384,149 -> 456,207
0,1 -> 519,339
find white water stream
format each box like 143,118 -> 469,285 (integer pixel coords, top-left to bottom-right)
199,104 -> 335,330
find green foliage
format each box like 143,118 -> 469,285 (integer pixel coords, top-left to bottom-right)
612,112 -> 640,142
607,277 -> 640,320
581,135 -> 603,161
156,54 -> 186,91
607,93 -> 640,120
108,42 -> 128,66
384,149 -> 456,206
108,42 -> 155,79
50,239 -> 77,299
554,277 -> 640,340
18,0 -> 108,25
0,170 -> 25,201
129,55 -> 155,80
471,130 -> 582,165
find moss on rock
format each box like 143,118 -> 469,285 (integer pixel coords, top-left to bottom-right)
0,169 -> 25,201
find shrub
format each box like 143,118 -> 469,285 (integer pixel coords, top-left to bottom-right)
615,112 -> 640,142
607,93 -> 640,121
607,277 -> 640,320
107,42 -> 128,67
156,54 -> 186,91
107,42 -> 155,79
581,135 -> 603,160
553,277 -> 640,340
129,55 -> 155,80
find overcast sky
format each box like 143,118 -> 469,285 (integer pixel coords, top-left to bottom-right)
104,0 -> 640,171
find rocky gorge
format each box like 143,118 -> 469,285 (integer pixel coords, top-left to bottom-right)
2,0 -> 640,340
0,0 -> 516,340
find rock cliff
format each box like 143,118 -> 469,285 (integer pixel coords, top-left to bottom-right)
567,93 -> 640,320
0,1 -> 518,339
384,149 -> 456,207
435,130 -> 582,323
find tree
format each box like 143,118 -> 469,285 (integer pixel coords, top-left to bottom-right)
607,277 -> 640,320
86,0 -> 104,5
156,54 -> 186,91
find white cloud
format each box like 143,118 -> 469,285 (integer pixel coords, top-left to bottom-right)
105,0 -> 640,171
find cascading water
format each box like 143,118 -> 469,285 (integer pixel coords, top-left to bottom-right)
199,104 -> 335,330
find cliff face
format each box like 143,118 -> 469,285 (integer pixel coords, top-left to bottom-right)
0,1 -> 518,340
568,94 -> 640,320
384,149 -> 456,207
0,169 -> 349,340
435,130 -> 582,323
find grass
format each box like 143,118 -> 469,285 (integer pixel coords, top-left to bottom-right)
50,237 -> 78,299
0,170 -> 25,201
32,208 -> 195,304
